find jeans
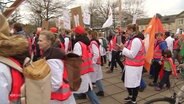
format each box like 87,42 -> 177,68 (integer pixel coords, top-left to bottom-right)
173,49 -> 181,64
86,86 -> 100,104
101,55 -> 107,66
151,60 -> 162,83
149,64 -> 155,77
96,80 -> 104,92
140,78 -> 146,89
110,51 -> 124,72
159,70 -> 171,88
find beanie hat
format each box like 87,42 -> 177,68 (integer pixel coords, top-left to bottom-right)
50,27 -> 58,33
74,26 -> 85,35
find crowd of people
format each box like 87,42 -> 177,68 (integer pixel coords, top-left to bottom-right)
1,12 -> 184,104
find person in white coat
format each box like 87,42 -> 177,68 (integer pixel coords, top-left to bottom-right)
165,31 -> 174,53
118,24 -> 145,104
72,26 -> 100,104
98,32 -> 107,66
38,30 -> 76,104
0,14 -> 30,104
88,31 -> 104,96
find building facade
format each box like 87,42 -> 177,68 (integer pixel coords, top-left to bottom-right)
137,11 -> 184,33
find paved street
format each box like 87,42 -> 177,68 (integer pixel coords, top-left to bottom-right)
76,66 -> 184,104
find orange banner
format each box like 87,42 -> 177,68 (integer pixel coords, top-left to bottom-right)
144,16 -> 165,72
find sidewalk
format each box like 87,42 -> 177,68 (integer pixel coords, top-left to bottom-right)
76,66 -> 184,104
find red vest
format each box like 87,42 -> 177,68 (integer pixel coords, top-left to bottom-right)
173,39 -> 179,50
60,42 -> 65,50
79,42 -> 94,75
90,41 -> 101,65
108,40 -> 113,51
51,64 -> 71,101
124,38 -> 145,66
8,58 -> 24,101
153,41 -> 163,59
112,36 -> 118,51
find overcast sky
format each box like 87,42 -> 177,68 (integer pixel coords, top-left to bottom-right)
65,0 -> 184,17
17,0 -> 184,23
144,0 -> 184,17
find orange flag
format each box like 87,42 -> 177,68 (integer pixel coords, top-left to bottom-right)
144,15 -> 165,72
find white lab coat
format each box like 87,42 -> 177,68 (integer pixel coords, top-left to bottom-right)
122,38 -> 143,88
165,36 -> 174,53
48,59 -> 76,104
64,37 -> 70,53
0,63 -> 12,104
89,42 -> 103,83
98,38 -> 106,56
72,42 -> 93,93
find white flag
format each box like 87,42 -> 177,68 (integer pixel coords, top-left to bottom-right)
176,28 -> 180,35
63,10 -> 71,30
102,7 -> 113,28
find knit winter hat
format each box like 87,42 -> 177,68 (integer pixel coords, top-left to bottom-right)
50,27 -> 58,33
74,26 -> 85,35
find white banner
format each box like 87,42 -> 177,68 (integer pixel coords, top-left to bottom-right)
63,10 -> 71,30
83,11 -> 90,25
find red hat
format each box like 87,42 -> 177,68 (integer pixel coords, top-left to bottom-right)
50,27 -> 58,33
74,26 -> 85,35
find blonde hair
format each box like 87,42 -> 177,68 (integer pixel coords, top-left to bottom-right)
90,31 -> 98,39
127,24 -> 139,34
0,14 -> 28,57
40,30 -> 56,45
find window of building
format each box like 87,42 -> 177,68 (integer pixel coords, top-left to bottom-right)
178,19 -> 184,25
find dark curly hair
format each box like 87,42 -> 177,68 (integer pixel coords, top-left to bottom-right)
162,49 -> 172,58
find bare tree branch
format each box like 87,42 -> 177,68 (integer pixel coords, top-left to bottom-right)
26,0 -> 64,26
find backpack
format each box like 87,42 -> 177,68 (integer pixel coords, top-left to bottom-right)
23,58 -> 51,80
23,58 -> 51,104
101,38 -> 108,49
65,53 -> 82,91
